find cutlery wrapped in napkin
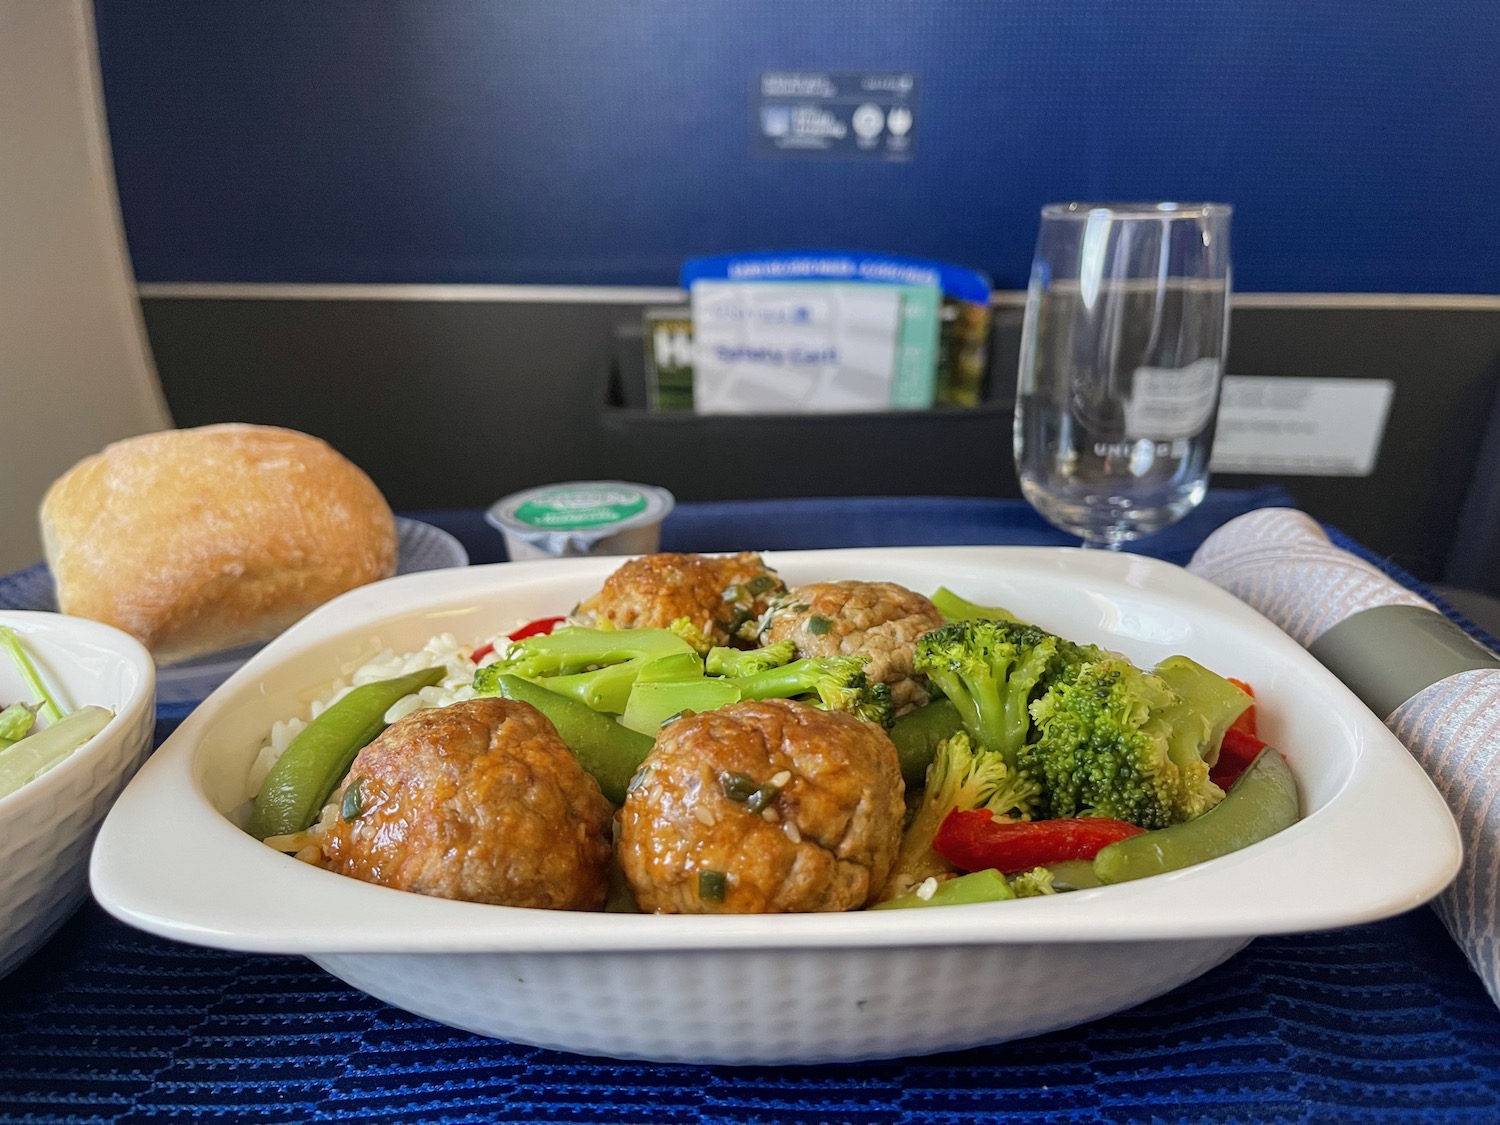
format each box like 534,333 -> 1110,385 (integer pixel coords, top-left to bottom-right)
1189,507 -> 1500,1005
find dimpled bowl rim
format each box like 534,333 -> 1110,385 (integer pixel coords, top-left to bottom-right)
91,546 -> 1459,958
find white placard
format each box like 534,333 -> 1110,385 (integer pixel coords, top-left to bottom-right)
1125,359 -> 1222,439
1211,376 -> 1395,477
690,281 -> 900,413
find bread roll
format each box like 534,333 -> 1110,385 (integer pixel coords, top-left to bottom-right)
41,424 -> 398,664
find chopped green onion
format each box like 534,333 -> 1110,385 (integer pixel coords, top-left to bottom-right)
627,766 -> 653,794
745,783 -> 781,814
806,615 -> 833,636
718,771 -> 782,813
719,771 -> 761,802
0,627 -> 63,722
340,777 -> 365,821
698,869 -> 727,903
745,575 -> 778,596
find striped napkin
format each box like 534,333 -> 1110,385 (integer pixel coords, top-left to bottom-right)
1189,507 -> 1500,1006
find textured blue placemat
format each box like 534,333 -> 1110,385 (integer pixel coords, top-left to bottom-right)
2,900 -> 1498,1124
5,489 -> 1499,1124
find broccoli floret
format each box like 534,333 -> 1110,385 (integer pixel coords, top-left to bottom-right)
879,730 -> 1041,901
473,626 -> 698,713
616,651 -> 895,730
728,655 -> 893,727
705,641 -> 796,677
668,616 -> 714,656
1152,655 -> 1256,774
621,678 -> 741,735
913,620 -> 1102,768
1021,656 -> 1227,829
1008,866 -> 1057,897
845,681 -> 895,728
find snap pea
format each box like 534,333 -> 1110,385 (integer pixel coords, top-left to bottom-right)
888,699 -> 966,788
1092,747 -> 1299,884
872,868 -> 1016,910
490,673 -> 653,806
248,666 -> 446,840
1043,859 -> 1104,891
930,587 -> 1020,624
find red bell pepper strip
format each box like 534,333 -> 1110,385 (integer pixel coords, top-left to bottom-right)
471,616 -> 568,664
1210,726 -> 1266,791
933,808 -> 1146,875
509,615 -> 567,641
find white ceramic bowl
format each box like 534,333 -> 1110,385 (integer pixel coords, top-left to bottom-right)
0,611 -> 155,979
90,548 -> 1461,1064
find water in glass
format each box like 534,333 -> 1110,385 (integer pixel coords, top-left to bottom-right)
1013,204 -> 1232,549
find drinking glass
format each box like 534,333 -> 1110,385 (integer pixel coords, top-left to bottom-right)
1013,202 -> 1232,549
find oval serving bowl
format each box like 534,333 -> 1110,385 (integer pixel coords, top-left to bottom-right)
1,611 -> 155,980
90,547 -> 1460,1064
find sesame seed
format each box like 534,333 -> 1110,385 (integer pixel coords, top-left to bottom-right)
915,877 -> 938,901
693,805 -> 716,827
760,807 -> 779,822
782,821 -> 801,844
770,770 -> 792,787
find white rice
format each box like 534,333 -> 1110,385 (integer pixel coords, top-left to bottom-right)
246,629 -> 513,797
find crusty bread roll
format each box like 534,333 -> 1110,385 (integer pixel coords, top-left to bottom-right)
41,424 -> 398,664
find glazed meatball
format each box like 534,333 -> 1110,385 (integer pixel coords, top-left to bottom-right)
321,697 -> 613,910
760,581 -> 944,712
618,699 -> 905,914
577,551 -> 785,648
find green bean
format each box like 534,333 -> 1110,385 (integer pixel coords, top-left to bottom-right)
888,699 -> 966,788
1093,747 -> 1299,884
248,666 -> 446,840
0,705 -> 113,799
871,868 -> 1016,910
491,673 -> 653,806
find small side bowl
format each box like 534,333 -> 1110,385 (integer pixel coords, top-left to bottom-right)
0,612 -> 155,979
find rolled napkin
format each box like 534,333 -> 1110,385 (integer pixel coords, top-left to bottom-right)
1189,507 -> 1500,1005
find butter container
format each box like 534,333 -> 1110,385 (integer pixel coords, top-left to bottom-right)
486,482 -> 675,560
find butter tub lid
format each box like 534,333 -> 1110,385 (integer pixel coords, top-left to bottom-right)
486,481 -> 675,547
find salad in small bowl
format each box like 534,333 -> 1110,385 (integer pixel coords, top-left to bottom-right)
0,612 -> 154,979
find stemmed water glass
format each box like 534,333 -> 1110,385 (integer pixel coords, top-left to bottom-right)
1013,202 -> 1233,549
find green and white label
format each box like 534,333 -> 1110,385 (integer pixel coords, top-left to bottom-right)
512,487 -> 649,530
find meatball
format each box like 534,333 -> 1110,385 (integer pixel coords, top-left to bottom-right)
321,697 -> 613,910
760,581 -> 944,712
618,699 -> 905,914
576,551 -> 785,649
